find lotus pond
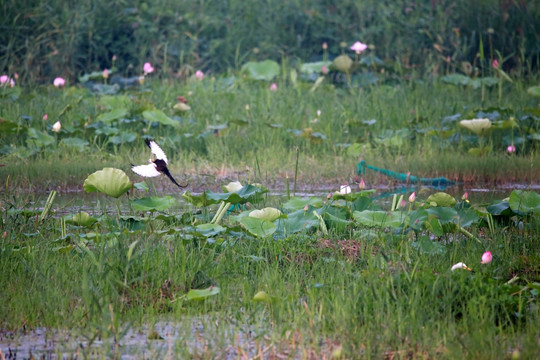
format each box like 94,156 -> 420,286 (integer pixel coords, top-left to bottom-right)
1,68 -> 540,358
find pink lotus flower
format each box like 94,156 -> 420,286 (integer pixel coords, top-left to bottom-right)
53,77 -> 65,87
408,192 -> 416,203
143,62 -> 154,75
350,41 -> 367,54
462,192 -> 469,200
43,114 -> 48,121
269,83 -> 277,91
492,59 -> 499,69
321,66 -> 328,75
103,69 -> 109,79
507,145 -> 516,153
1,75 -> 15,87
195,70 -> 204,80
481,251 -> 492,264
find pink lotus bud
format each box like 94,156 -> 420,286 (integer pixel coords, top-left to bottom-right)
359,178 -> 366,190
339,185 -> 351,194
317,109 -> 321,117
408,192 -> 416,203
103,69 -> 109,79
112,55 -> 117,62
507,145 -> 516,153
462,192 -> 469,200
2,231 -> 6,239
269,83 -> 277,91
143,62 -> 154,74
481,251 -> 492,264
304,204 -> 309,212
322,42 -> 328,50
492,59 -> 499,69
53,77 -> 65,87
400,199 -> 406,208
195,70 -> 204,80
43,114 -> 48,121
321,66 -> 328,75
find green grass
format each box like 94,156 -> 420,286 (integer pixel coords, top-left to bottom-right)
1,75 -> 539,358
1,197 -> 539,357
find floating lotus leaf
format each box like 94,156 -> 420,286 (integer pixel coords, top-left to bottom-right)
83,167 -> 131,198
143,109 -> 180,127
241,60 -> 280,80
459,118 -> 492,135
27,128 -> 55,147
66,212 -> 97,227
183,184 -> 267,207
195,223 -> 226,237
282,197 -> 323,211
426,192 -> 457,207
131,196 -> 177,211
331,55 -> 353,73
353,210 -> 406,229
249,207 -> 284,222
186,286 -> 220,301
277,206 -> 320,234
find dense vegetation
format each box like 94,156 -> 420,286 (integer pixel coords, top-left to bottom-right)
2,0 -> 539,82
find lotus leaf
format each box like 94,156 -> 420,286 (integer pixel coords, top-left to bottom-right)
97,108 -> 128,123
186,286 -> 220,301
238,216 -> 276,238
508,190 -> 540,215
66,212 -> 97,227
195,223 -> 227,237
459,118 -> 492,135
143,109 -> 180,127
249,207 -> 284,222
353,210 -> 406,229
332,55 -> 353,73
131,196 -> 177,211
241,60 -> 280,81
426,192 -> 457,207
83,167 -> 131,198
59,137 -> 89,152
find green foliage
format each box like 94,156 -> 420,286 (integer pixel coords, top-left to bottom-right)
83,167 -> 132,198
2,1 -> 538,82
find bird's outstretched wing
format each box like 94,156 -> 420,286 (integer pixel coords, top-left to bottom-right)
161,167 -> 188,188
131,163 -> 161,177
145,139 -> 168,164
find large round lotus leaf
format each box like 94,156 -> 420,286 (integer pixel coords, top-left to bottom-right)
459,118 -> 492,135
426,192 -> 457,207
83,167 -> 131,198
241,60 -> 280,81
332,55 -> 353,73
509,190 -> 540,215
131,196 -> 177,211
249,207 -> 283,222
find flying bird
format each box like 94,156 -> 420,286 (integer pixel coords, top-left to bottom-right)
131,139 -> 187,188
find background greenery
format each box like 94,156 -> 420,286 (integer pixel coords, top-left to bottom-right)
2,0 -> 539,82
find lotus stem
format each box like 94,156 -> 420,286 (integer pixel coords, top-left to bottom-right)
40,190 -> 57,222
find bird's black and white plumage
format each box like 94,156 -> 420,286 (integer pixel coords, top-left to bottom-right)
131,139 -> 187,188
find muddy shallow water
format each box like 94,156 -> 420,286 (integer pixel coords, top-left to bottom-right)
1,319 -> 267,359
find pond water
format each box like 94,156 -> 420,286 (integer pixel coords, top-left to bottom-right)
25,182 -> 540,217
1,319 -> 265,359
